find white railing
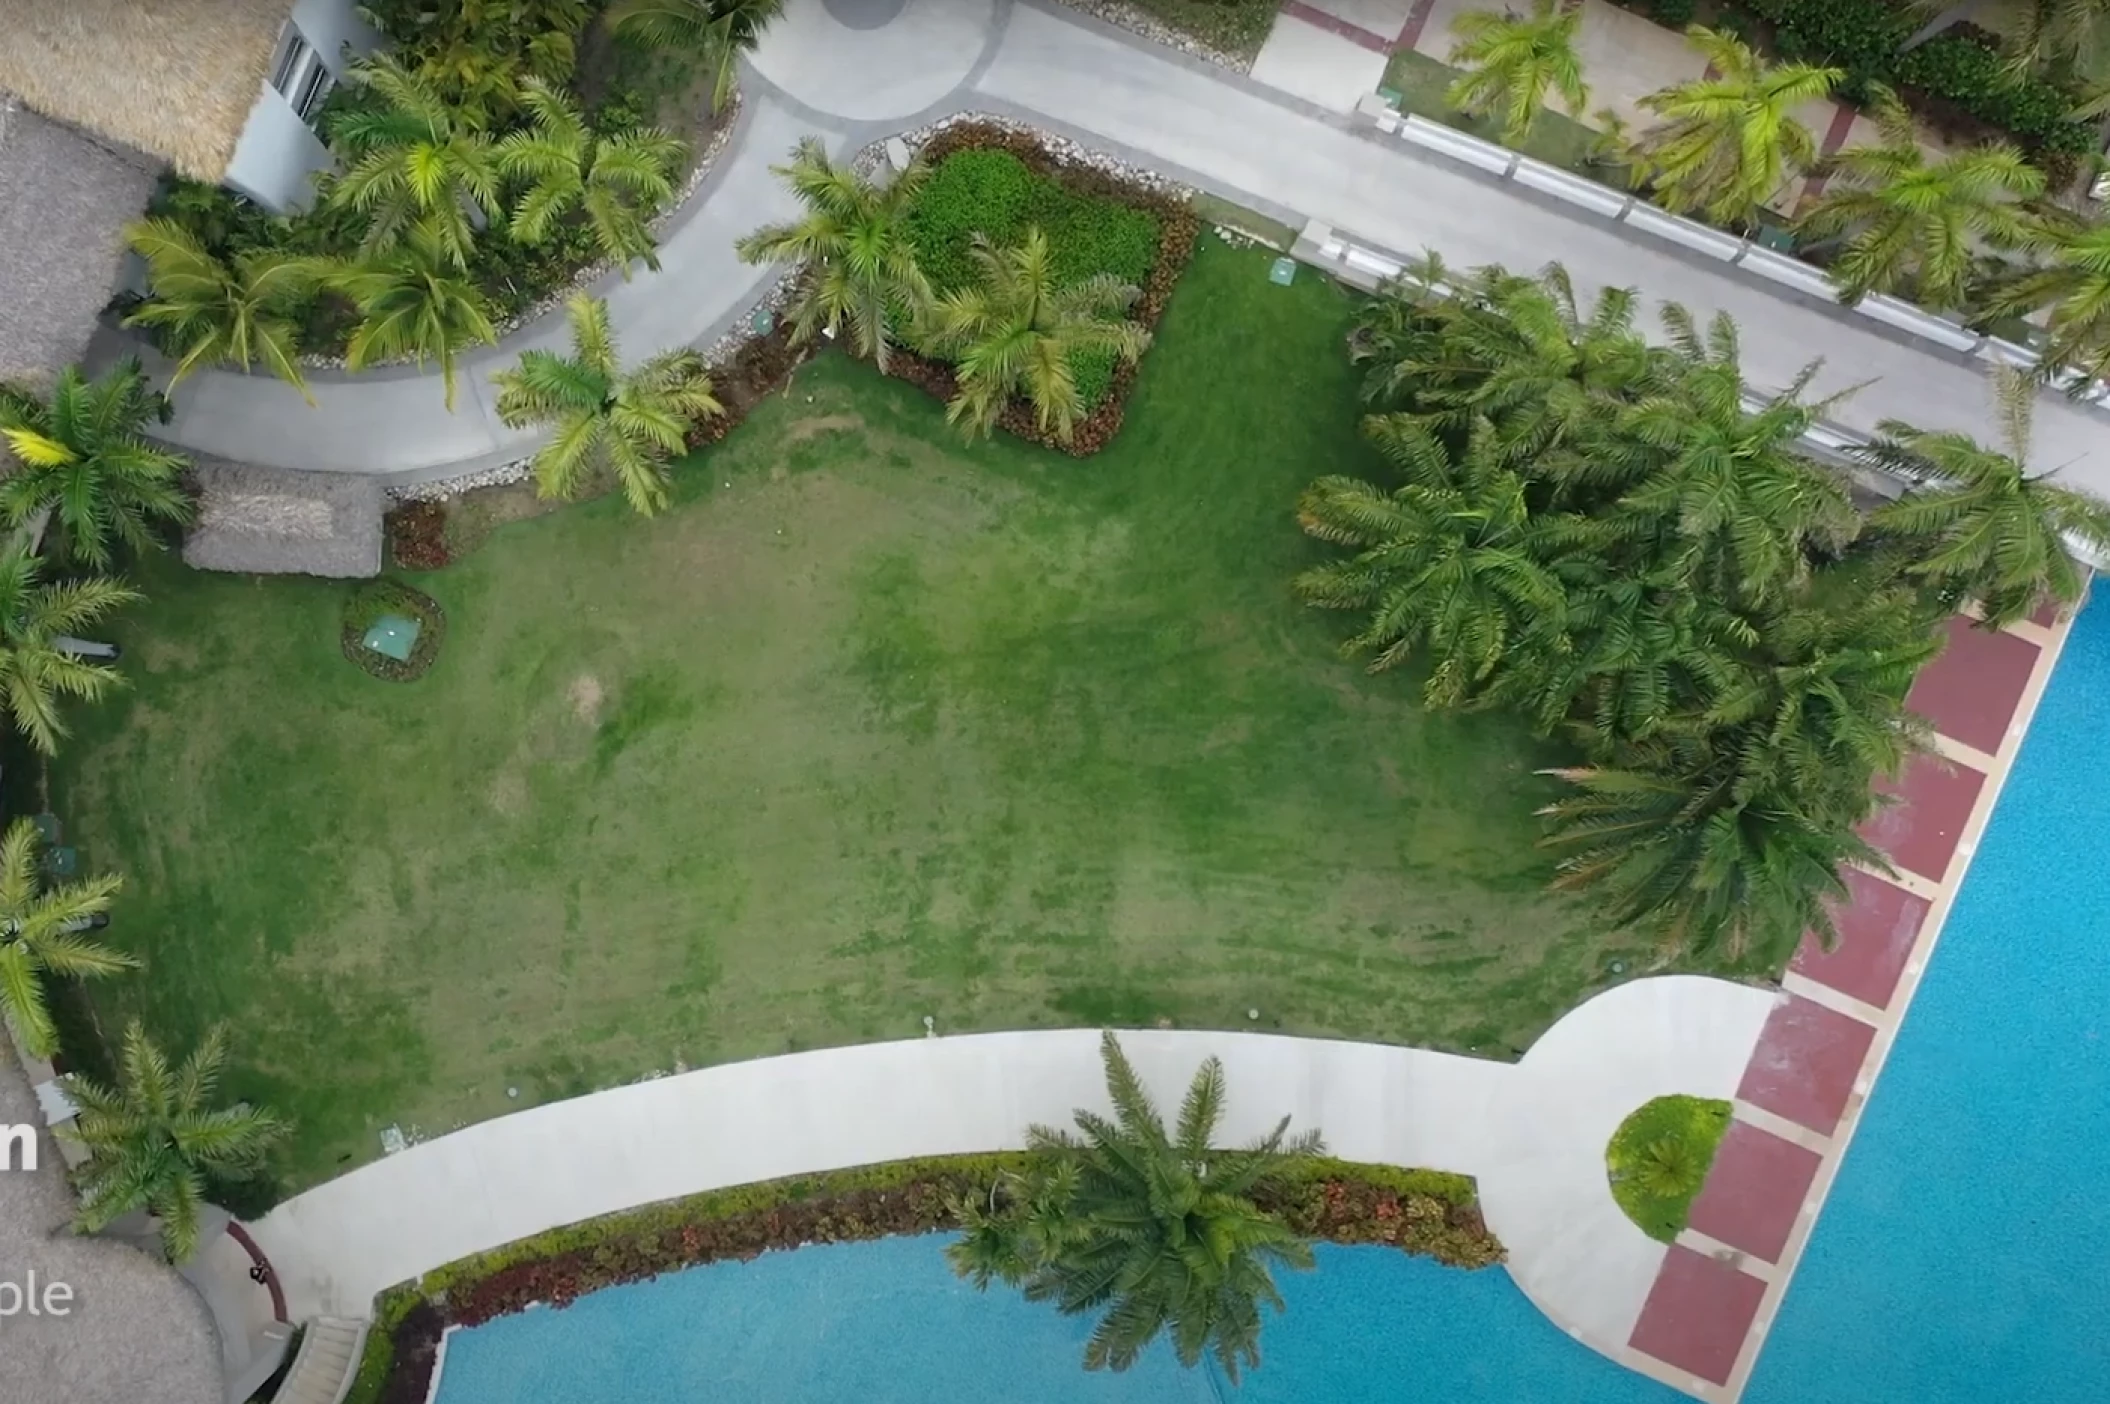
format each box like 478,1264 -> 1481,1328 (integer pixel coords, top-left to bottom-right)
1349,95 -> 2102,408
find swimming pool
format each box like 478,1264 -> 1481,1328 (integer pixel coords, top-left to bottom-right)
432,1235 -> 1681,1404
1745,599 -> 2110,1401
433,604 -> 2110,1402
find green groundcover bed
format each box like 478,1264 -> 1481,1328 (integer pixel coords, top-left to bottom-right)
904,145 -> 1163,409
1605,1094 -> 1733,1241
48,238 -> 1693,1196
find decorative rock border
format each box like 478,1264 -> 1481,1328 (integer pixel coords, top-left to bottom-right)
1049,0 -> 1254,72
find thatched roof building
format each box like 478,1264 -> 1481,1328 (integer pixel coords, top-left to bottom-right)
0,0 -> 296,181
184,458 -> 385,578
0,98 -> 158,386
0,1047 -> 221,1404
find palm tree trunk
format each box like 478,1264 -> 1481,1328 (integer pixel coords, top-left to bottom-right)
1898,0 -> 1994,52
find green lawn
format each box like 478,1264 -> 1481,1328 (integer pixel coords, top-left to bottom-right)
51,239 -> 1676,1191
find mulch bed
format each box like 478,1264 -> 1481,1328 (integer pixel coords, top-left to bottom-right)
340,580 -> 447,683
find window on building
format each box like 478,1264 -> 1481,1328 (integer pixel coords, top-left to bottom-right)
269,28 -> 334,127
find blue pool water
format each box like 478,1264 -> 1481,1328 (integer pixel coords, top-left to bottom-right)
434,605 -> 2110,1403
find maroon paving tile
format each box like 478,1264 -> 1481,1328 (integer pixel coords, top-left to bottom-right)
1906,616 -> 2039,757
1281,0 -> 1391,51
1737,995 -> 1876,1136
1628,1245 -> 1766,1385
1791,866 -> 1929,1009
1686,1121 -> 1823,1263
2031,597 -> 2062,628
1856,753 -> 1984,883
1393,0 -> 1442,48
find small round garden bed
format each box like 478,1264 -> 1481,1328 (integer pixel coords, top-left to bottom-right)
342,581 -> 446,682
1605,1094 -> 1731,1242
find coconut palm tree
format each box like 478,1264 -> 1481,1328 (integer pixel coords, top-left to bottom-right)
736,137 -> 932,371
120,218 -> 324,397
492,294 -> 723,515
948,1031 -> 1322,1382
2004,0 -> 2110,75
606,0 -> 785,112
1630,27 -> 1840,228
1982,216 -> 2110,387
0,818 -> 133,1057
924,228 -> 1151,442
1294,415 -> 1572,707
1446,0 -> 1591,148
1858,364 -> 2110,624
329,54 -> 503,269
64,1022 -> 290,1263
0,545 -> 137,756
1795,96 -> 2042,310
0,361 -> 193,569
1538,738 -> 1885,964
332,230 -> 498,412
498,80 -> 688,277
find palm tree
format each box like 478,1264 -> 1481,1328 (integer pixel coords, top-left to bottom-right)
121,218 -> 323,397
1446,0 -> 1591,148
606,0 -> 785,112
0,361 -> 193,568
1795,96 -> 2042,309
492,294 -> 723,515
947,1031 -> 1322,1381
1294,415 -> 1572,707
0,546 -> 137,756
498,80 -> 688,277
332,230 -> 498,412
0,818 -> 133,1057
1858,364 -> 2110,624
1610,307 -> 1860,604
1631,27 -> 1840,228
924,228 -> 1151,442
736,137 -> 932,371
1539,726 -> 1887,965
64,1022 -> 290,1263
329,54 -> 503,269
2005,0 -> 2110,75
1982,216 -> 2110,387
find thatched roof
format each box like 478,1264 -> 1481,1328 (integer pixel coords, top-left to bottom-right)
0,98 -> 157,387
185,458 -> 385,578
0,1047 -> 222,1404
0,0 -> 296,180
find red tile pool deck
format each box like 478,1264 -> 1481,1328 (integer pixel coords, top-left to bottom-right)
1623,605 -> 2063,1399
1857,753 -> 1985,883
1629,1246 -> 1768,1386
1905,617 -> 2039,756
1789,868 -> 1928,1009
1685,1122 -> 1821,1264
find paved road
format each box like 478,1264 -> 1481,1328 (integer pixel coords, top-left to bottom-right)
126,0 -> 2110,491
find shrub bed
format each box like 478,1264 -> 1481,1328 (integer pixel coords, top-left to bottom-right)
383,501 -> 450,571
1605,1094 -> 1732,1242
340,580 -> 447,682
345,1151 -> 1503,1404
886,122 -> 1200,457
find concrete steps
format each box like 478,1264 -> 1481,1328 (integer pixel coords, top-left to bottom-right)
274,1316 -> 369,1404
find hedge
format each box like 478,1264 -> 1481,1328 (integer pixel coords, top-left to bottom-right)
1743,0 -> 2094,156
345,1151 -> 1503,1404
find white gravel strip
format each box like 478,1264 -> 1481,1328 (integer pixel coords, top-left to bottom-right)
1048,0 -> 1254,72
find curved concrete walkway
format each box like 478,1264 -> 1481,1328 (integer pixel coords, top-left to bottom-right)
250,975 -> 1776,1366
122,0 -> 2110,497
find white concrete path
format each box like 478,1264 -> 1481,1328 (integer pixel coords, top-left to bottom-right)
252,975 -> 1777,1367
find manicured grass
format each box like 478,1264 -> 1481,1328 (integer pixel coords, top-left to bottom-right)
52,239 -> 1673,1190
1381,49 -> 1614,178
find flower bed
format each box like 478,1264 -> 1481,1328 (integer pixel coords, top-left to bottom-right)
345,1152 -> 1502,1404
883,121 -> 1201,457
340,580 -> 447,683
